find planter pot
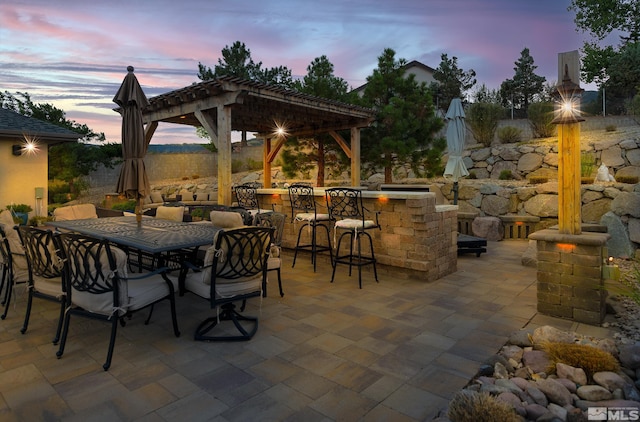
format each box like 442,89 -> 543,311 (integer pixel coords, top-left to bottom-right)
13,212 -> 28,225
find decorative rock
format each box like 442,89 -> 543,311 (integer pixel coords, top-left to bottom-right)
477,364 -> 493,377
479,183 -> 500,194
481,195 -> 510,216
543,152 -> 558,166
600,211 -> 636,258
510,377 -> 530,391
603,186 -> 621,199
523,194 -> 558,217
496,392 -> 526,416
577,385 -> 613,401
471,216 -> 504,241
536,378 -> 572,406
490,161 -> 519,179
615,166 -> 640,181
619,344 -> 640,369
554,377 -> 577,393
601,146 -> 625,167
526,385 -> 549,406
556,363 -> 587,386
499,148 -> 522,161
629,218 -> 640,244
627,149 -> 640,166
536,181 -> 559,194
532,326 -> 576,344
611,192 -> 640,218
494,362 -> 509,379
523,350 -> 551,374
495,378 -> 524,394
508,329 -> 534,347
582,190 -> 604,203
566,407 -> 587,422
593,371 -> 627,392
582,198 -> 612,223
470,147 -> 491,161
518,153 -> 543,172
547,402 -> 568,420
525,403 -> 549,420
501,345 -> 525,362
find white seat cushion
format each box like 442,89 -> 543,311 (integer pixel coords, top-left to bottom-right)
295,212 -> 331,222
156,206 -> 185,222
209,211 -> 244,228
53,204 -> 97,221
335,219 -> 377,230
0,210 -> 23,253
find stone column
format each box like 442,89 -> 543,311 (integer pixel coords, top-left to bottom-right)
529,229 -> 610,325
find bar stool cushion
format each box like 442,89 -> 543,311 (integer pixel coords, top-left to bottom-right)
295,212 -> 331,222
335,219 -> 378,230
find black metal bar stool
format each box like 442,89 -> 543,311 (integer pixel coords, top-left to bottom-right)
288,184 -> 333,272
325,187 -> 380,288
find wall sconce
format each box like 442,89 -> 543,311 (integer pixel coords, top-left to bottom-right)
12,145 -> 22,156
551,64 -> 585,125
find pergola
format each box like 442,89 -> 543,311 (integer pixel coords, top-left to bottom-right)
140,76 -> 375,205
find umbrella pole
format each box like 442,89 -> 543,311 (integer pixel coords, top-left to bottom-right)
453,181 -> 459,205
135,197 -> 142,224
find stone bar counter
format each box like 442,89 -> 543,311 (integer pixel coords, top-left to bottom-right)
256,188 -> 458,281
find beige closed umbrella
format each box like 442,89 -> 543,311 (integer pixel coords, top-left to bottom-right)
443,98 -> 469,204
114,66 -> 150,222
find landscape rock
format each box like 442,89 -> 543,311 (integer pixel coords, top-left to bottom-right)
600,211 -> 636,258
524,194 -> 558,217
535,378 -> 572,406
556,362 -> 587,386
576,385 -> 613,401
471,216 -> 503,241
593,371 -> 627,392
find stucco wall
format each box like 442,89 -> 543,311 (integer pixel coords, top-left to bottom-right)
0,140 -> 49,218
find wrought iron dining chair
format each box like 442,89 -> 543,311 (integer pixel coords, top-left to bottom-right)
233,182 -> 271,218
54,232 -> 180,370
15,226 -> 66,343
288,183 -> 333,272
325,187 -> 381,289
254,212 -> 286,297
0,226 -> 29,321
179,226 -> 272,341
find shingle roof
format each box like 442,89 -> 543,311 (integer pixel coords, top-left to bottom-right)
0,108 -> 80,142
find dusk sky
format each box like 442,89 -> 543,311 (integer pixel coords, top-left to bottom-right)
1,0 -> 597,144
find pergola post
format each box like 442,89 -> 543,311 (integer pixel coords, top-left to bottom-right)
350,127 -> 360,187
217,104 -> 232,205
263,137 -> 272,189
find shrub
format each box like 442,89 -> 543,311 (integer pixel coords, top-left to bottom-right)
617,175 -> 639,184
496,126 -> 522,143
447,390 -> 519,422
605,124 -> 617,132
528,176 -> 548,184
191,208 -> 204,218
232,159 -> 244,173
468,171 -> 477,179
191,174 -> 200,179
466,102 -> 505,147
499,170 -> 514,180
581,152 -> 596,178
247,158 -> 263,171
528,102 -> 555,138
111,200 -> 137,212
542,342 -> 619,377
6,204 -> 33,213
181,176 -> 189,180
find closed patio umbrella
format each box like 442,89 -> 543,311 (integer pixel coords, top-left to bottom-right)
114,66 -> 150,222
443,98 -> 469,204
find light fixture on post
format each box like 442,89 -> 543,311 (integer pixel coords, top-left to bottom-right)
551,64 -> 585,124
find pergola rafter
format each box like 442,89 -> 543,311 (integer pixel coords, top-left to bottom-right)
138,76 -> 375,204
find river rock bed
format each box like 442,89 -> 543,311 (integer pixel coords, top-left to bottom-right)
434,324 -> 640,421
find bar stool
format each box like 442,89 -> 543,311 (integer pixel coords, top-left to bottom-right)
288,184 -> 333,272
325,187 -> 380,288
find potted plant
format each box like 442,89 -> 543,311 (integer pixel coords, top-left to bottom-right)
6,204 -> 33,225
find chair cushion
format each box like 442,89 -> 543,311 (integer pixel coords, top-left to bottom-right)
70,246 -> 129,316
156,206 -> 185,222
335,219 -> 377,230
295,212 -> 331,222
53,204 -> 97,221
209,211 -> 244,229
33,275 -> 63,298
0,210 -> 23,253
194,192 -> 209,201
267,256 -> 281,271
150,192 -> 164,204
127,273 -> 176,311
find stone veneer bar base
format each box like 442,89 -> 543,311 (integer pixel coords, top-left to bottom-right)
529,229 -> 611,325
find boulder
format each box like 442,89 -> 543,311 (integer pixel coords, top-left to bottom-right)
532,326 -> 575,344
499,147 -> 522,161
522,350 -> 550,373
543,152 -> 558,166
518,153 -> 543,172
620,139 -> 639,150
582,190 -> 604,203
472,216 -> 504,241
611,192 -> 640,217
517,187 -> 537,201
470,147 -> 491,161
582,198 -> 612,223
556,362 -> 587,386
629,218 -> 640,243
490,161 -> 519,179
600,211 -> 636,258
600,146 -> 625,167
627,148 -> 640,166
481,195 -> 510,216
524,194 -> 559,217
615,166 -> 640,181
535,378 -> 572,406
521,240 -> 537,268
593,371 -> 627,392
577,385 -> 613,401
536,181 -> 559,194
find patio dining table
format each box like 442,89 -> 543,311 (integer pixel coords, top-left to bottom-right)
48,216 -> 220,255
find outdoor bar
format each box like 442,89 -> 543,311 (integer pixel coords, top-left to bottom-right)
257,187 -> 459,281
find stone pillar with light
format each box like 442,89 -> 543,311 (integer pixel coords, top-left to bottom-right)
529,51 -> 610,325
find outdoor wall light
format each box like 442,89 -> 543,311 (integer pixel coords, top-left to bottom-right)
551,64 -> 585,125
12,140 -> 39,156
12,144 -> 22,156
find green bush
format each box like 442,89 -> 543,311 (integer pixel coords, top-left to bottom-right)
466,102 -> 505,146
467,171 -> 477,179
605,124 -> 617,132
499,170 -> 514,180
496,126 -> 522,143
247,158 -> 263,171
528,102 -> 555,138
581,152 -> 596,178
111,200 -> 137,212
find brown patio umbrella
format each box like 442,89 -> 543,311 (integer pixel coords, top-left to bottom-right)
113,66 -> 150,222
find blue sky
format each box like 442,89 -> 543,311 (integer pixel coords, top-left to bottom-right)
0,0 -> 596,144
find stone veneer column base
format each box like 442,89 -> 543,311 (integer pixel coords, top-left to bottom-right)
529,229 -> 611,325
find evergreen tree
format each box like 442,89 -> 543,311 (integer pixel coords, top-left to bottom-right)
431,53 -> 476,111
360,49 -> 445,183
283,55 -> 351,186
499,48 -> 546,114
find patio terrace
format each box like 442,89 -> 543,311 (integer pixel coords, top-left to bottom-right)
0,241 -> 614,421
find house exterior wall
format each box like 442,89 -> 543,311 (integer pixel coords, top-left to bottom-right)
0,139 -> 49,218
